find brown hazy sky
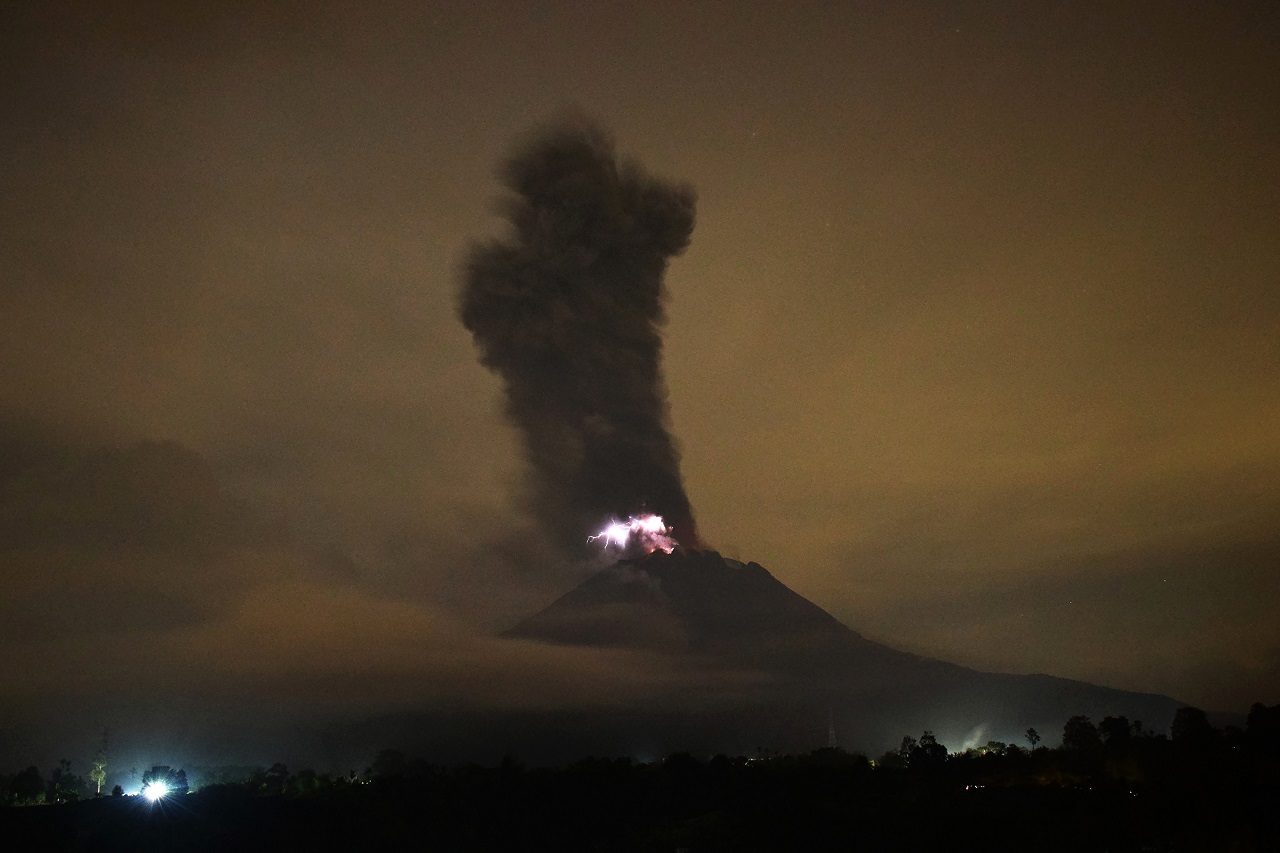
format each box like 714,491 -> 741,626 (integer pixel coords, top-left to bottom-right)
2,1 -> 1278,763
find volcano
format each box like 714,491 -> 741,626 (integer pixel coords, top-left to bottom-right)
508,548 -> 1180,754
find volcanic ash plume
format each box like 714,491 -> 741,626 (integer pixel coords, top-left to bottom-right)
460,119 -> 700,556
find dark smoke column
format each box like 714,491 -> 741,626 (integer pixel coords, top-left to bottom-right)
460,118 -> 700,556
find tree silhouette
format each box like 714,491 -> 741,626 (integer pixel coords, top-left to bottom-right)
1099,716 -> 1131,747
252,762 -> 290,795
906,731 -> 948,768
1247,703 -> 1279,747
88,730 -> 109,796
11,766 -> 43,804
47,758 -> 84,803
1247,703 -> 1280,734
1025,727 -> 1041,749
1171,706 -> 1215,745
1062,716 -> 1102,751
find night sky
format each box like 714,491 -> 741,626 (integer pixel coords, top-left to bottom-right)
2,2 -> 1278,766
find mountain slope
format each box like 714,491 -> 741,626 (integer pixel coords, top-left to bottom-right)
508,548 -> 1181,753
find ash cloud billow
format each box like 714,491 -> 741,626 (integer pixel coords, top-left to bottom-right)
460,118 -> 700,556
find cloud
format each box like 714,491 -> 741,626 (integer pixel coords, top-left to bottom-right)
0,428 -> 735,766
0,436 -> 278,637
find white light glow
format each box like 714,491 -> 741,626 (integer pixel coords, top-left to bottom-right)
142,780 -> 169,802
587,514 -> 677,554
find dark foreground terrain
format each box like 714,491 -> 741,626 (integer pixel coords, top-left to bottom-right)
4,724 -> 1279,853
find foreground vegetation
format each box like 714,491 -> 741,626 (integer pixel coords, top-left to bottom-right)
2,704 -> 1278,850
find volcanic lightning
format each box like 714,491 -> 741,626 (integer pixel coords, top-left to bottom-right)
589,514 -> 677,555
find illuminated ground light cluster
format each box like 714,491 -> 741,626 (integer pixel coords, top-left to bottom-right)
142,780 -> 169,802
588,514 -> 677,555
